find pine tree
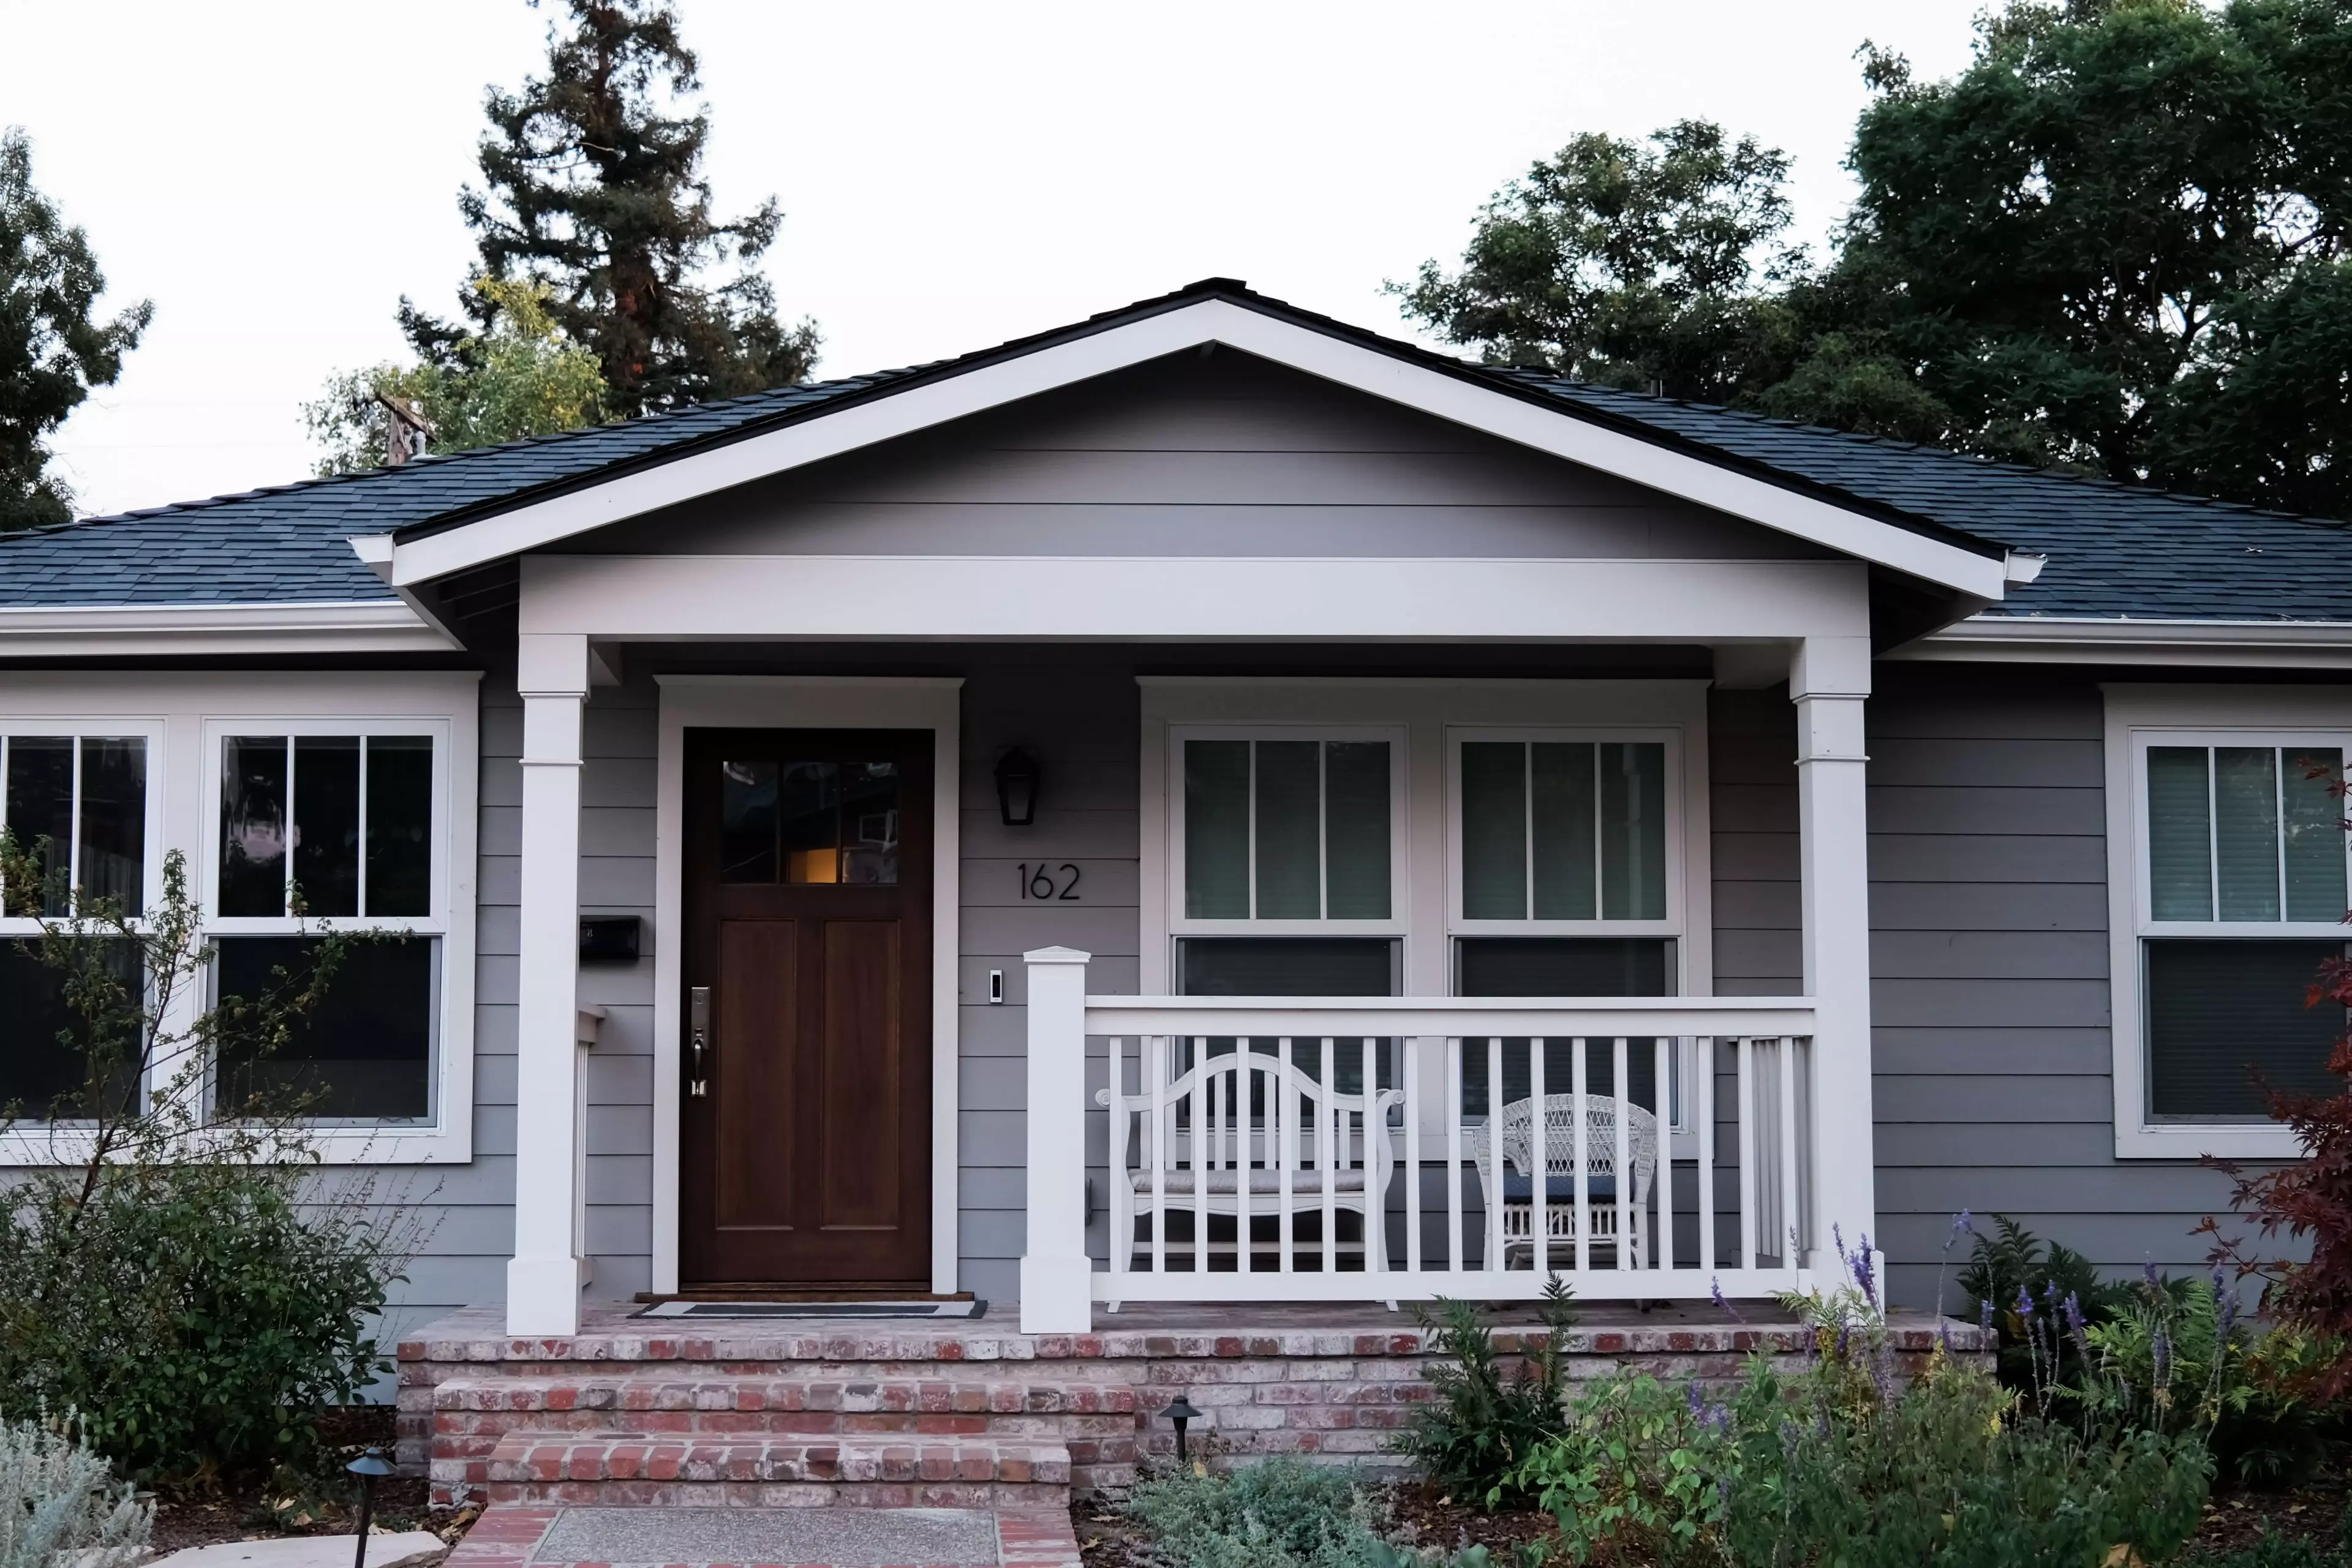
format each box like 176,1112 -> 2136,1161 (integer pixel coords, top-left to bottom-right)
0,128 -> 150,529
407,0 -> 817,420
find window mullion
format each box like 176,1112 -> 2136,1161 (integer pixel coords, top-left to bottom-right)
1316,741 -> 1329,921
2276,746 -> 2289,923
358,736 -> 371,919
66,734 -> 83,910
282,736 -> 296,918
1245,741 -> 1257,921
2206,748 -> 2219,924
1521,744 -> 1534,921
1591,742 -> 1603,920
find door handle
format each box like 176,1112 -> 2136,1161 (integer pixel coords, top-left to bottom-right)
689,986 -> 711,1098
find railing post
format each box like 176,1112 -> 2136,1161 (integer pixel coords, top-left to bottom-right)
1792,637 -> 1876,1282
1020,946 -> 1094,1333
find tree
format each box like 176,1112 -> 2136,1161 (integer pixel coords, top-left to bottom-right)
0,128 -> 150,529
305,277 -> 606,474
406,0 -> 818,420
1390,121 -> 1806,403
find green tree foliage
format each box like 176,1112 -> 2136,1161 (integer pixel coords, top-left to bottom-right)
1399,0 -> 2352,518
0,129 -> 149,529
306,277 -> 606,474
405,0 -> 818,420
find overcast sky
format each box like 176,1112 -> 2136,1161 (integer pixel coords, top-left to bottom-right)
2,1 -> 1987,519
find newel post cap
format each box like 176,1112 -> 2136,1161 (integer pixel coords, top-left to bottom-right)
1023,946 -> 1093,965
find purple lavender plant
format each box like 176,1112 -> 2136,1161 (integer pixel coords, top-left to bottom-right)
1711,1275 -> 1746,1324
1980,1297 -> 1995,1335
2062,1292 -> 2090,1366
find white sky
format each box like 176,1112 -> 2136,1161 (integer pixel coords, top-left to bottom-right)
2,1 -> 1985,519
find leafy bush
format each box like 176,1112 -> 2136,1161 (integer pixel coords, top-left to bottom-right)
1395,1281 -> 1577,1509
0,845 -> 413,1483
1125,1458 -> 1390,1568
0,1412 -> 151,1568
2192,1511 -> 2352,1568
1958,1214 -> 2138,1390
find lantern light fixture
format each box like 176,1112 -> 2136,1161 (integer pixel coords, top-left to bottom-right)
993,747 -> 1041,827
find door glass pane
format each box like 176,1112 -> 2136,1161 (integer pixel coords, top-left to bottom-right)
1253,741 -> 1321,918
77,739 -> 145,918
720,760 -> 780,883
1600,742 -> 1667,919
365,736 -> 434,916
219,736 -> 289,917
2146,938 -> 2342,1118
6,737 -> 75,916
1323,742 -> 1390,919
293,736 -> 361,918
840,763 -> 900,885
2215,747 -> 2280,921
1183,741 -> 1248,919
2283,749 -> 2346,923
1530,742 -> 1597,919
2147,747 -> 2212,920
777,761 -> 840,884
1461,742 -> 1526,919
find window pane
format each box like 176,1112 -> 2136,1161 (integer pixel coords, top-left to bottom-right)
720,760 -> 779,883
777,761 -> 840,884
2146,938 -> 2342,1119
2282,750 -> 2346,923
1183,741 -> 1249,919
1253,741 -> 1321,918
366,737 -> 434,916
0,938 -> 139,1120
1461,742 -> 1526,919
220,737 -> 289,916
292,736 -> 361,918
1176,937 -> 1395,1093
6,737 -> 75,916
1323,742 -> 1390,919
216,935 -> 434,1120
1600,742 -> 1667,920
1455,937 -> 1670,1116
2147,747 -> 2212,921
2215,747 -> 2280,921
1530,742 -> 1597,919
840,763 -> 900,886
77,739 -> 145,918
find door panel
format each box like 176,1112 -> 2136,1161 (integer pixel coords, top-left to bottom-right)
681,728 -> 932,1286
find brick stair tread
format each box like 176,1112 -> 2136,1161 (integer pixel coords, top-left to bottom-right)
485,1430 -> 1071,1486
435,1371 -> 1135,1416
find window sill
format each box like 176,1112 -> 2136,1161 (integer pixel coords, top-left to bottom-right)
2113,1121 -> 2304,1161
0,1121 -> 472,1167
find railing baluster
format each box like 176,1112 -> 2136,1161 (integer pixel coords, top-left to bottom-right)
1190,1038 -> 1208,1275
1278,1036 -> 1294,1274
1697,1036 -> 1717,1275
1736,1035 -> 1757,1272
1150,1035 -> 1167,1276
1529,1036 -> 1548,1282
1403,1036 -> 1422,1276
1321,1036 -> 1337,1276
1445,1036 -> 1463,1280
1613,1036 -> 1632,1273
1568,1037 -> 1587,1276
1235,1047 -> 1252,1276
1108,1038 -> 1129,1284
1485,1038 -> 1503,1274
1653,1035 -> 1673,1274
1777,1035 -> 1801,1271
1362,1035 -> 1379,1281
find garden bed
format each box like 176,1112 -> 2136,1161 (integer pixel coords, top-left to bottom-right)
145,1408 -> 477,1558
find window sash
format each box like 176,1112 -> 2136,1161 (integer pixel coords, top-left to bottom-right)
0,725 -> 163,931
2134,731 -> 2352,937
1449,728 -> 1681,934
1170,726 -> 1406,933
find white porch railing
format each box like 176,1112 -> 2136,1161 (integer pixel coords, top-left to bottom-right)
1017,948 -> 1821,1332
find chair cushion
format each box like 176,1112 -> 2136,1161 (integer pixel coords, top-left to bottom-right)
1129,1168 -> 1369,1196
1501,1173 -> 1618,1203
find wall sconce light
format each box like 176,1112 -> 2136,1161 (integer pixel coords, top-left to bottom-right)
994,747 -> 1041,827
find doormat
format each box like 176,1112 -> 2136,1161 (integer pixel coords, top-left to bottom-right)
633,1298 -> 987,1320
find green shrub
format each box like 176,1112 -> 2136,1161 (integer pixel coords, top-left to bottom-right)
1395,1281 -> 1576,1509
0,1412 -> 151,1568
2191,1512 -> 2352,1568
1125,1458 -> 1390,1568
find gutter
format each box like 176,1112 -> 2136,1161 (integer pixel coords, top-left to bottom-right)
1895,614 -> 2352,669
0,598 -> 460,658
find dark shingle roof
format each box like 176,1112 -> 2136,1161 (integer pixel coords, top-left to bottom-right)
3,278 -> 2345,624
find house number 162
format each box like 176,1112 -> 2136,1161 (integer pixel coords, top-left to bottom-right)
1019,863 -> 1082,900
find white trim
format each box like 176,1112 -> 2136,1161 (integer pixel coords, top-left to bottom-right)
1903,616 -> 2352,669
390,298 -> 2009,597
649,675 -> 963,1295
518,554 -> 1874,643
0,671 -> 480,1166
0,599 -> 455,657
2102,684 -> 2352,1159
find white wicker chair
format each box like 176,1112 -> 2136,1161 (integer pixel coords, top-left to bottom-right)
1468,1095 -> 1658,1270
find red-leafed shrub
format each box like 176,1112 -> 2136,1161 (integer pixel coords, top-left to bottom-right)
2198,953 -> 2352,1403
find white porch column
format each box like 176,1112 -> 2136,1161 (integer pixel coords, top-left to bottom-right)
1019,946 -> 1093,1334
507,632 -> 589,1335
1792,636 -> 1877,1279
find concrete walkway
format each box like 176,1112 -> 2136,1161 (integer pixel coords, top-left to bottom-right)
441,1504 -> 1082,1568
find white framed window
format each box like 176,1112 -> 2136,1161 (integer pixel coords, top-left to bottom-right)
203,718 -> 452,1128
2105,687 -> 2352,1158
1169,725 -> 1408,938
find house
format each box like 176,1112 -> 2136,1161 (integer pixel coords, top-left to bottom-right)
0,278 -> 2338,1497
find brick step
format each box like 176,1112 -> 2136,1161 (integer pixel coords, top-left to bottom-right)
432,1371 -> 1137,1437
477,1431 -> 1071,1508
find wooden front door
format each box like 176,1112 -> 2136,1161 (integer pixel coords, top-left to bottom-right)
680,728 -> 932,1287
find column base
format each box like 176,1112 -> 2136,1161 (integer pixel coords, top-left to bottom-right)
506,1254 -> 586,1336
1019,1254 -> 1094,1334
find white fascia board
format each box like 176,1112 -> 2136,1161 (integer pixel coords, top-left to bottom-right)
519,554 -> 1872,642
0,598 -> 456,657
385,298 -> 2011,598
1899,614 -> 2352,668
